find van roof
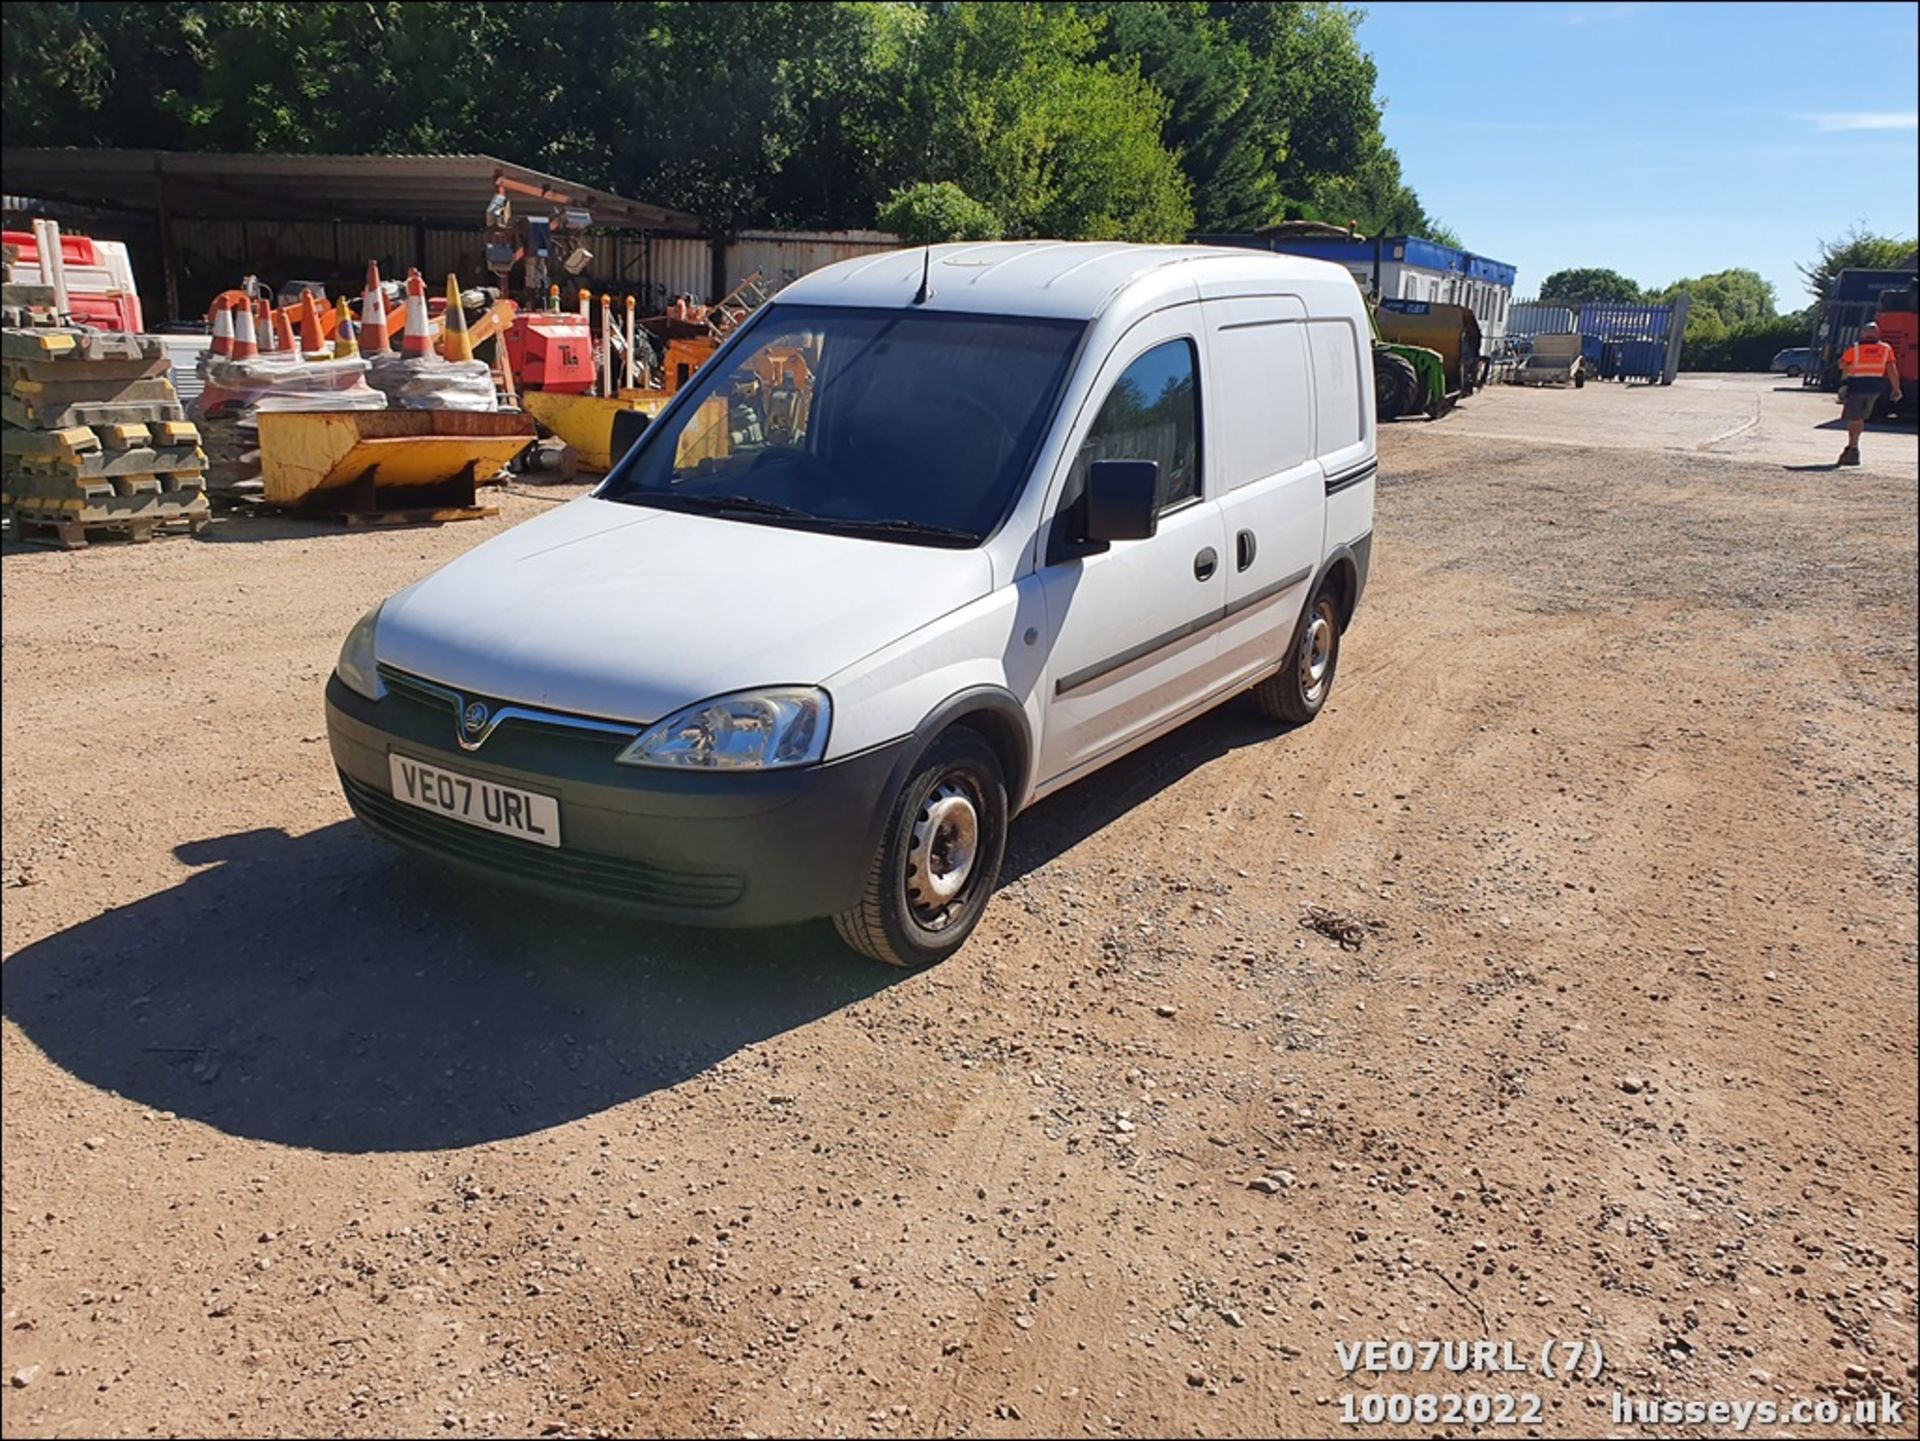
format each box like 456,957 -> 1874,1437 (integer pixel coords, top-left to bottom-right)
773,241 -> 1356,321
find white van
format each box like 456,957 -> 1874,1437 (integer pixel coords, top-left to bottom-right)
326,242 -> 1376,966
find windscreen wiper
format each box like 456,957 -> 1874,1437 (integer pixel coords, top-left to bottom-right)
817,516 -> 978,545
683,494 -> 816,519
613,492 -> 815,520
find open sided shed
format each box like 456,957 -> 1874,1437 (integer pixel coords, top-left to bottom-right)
1,148 -> 703,325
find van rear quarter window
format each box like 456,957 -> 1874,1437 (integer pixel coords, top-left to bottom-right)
1307,319 -> 1365,450
1207,320 -> 1313,487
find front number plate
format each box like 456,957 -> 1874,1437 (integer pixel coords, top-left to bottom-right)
388,754 -> 561,848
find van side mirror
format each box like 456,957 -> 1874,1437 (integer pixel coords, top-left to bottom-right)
1083,460 -> 1159,543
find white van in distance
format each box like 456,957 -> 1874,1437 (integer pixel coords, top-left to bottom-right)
326,242 -> 1377,966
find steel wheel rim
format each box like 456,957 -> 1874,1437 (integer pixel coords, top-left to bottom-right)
1299,604 -> 1334,704
906,777 -> 981,930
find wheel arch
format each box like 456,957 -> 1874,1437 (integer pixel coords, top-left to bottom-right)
860,686 -> 1034,864
1313,533 -> 1372,632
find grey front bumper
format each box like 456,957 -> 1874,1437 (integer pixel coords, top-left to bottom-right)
325,674 -> 910,926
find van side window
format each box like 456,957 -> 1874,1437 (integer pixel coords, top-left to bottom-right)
1069,338 -> 1200,512
1306,320 -> 1363,452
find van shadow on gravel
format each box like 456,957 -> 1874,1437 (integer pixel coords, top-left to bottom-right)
2,695 -> 1295,1155
1,823 -> 899,1154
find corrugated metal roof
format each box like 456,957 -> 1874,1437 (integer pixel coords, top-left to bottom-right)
0,149 -> 702,235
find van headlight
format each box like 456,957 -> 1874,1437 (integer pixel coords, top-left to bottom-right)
335,603 -> 386,701
617,687 -> 829,770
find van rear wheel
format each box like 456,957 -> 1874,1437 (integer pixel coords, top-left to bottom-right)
833,728 -> 1008,968
1253,592 -> 1341,725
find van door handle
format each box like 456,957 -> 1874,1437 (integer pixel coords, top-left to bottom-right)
1236,529 -> 1257,571
1193,547 -> 1218,581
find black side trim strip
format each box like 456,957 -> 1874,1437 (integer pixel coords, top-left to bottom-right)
1055,608 -> 1220,696
1224,565 -> 1312,618
1325,462 -> 1377,496
1054,566 -> 1313,697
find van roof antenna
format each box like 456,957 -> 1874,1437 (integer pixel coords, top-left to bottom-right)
912,245 -> 935,305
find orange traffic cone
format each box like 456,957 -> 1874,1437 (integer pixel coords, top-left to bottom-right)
358,261 -> 390,356
399,269 -> 433,359
332,298 -> 358,359
297,290 -> 328,354
272,301 -> 298,356
209,296 -> 234,359
229,295 -> 260,362
439,275 -> 473,362
256,298 -> 280,355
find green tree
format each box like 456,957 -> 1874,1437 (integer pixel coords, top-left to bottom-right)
898,2 -> 1193,242
1797,225 -> 1919,305
875,181 -> 1002,242
1304,142 -> 1444,242
1539,267 -> 1645,304
1084,1 -> 1272,231
1655,268 -> 1774,325
4,0 -> 1452,250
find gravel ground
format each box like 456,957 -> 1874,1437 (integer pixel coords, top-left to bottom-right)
3,375 -> 1916,1438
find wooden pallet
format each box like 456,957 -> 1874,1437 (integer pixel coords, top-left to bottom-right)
5,506 -> 210,550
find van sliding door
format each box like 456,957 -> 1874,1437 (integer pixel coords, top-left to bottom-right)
1200,296 -> 1324,691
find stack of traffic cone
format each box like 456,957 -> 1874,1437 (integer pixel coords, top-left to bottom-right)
399,269 -> 434,360
358,261 -> 391,357
209,296 -> 235,360
332,298 -> 358,359
297,290 -> 329,356
439,274 -> 474,362
229,294 -> 260,361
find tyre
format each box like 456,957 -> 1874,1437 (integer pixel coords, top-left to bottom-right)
1785,365 -> 1802,378
1373,350 -> 1418,419
833,727 -> 1008,967
1252,589 -> 1341,726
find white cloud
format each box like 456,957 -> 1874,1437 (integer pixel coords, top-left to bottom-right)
1801,111 -> 1920,132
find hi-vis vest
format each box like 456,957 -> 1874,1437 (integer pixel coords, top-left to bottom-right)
1840,340 -> 1895,379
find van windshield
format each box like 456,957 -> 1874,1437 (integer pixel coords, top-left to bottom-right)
599,304 -> 1084,546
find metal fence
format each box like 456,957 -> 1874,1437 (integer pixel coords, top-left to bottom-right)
1507,301 -> 1578,337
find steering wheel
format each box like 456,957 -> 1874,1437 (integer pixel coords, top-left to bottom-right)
744,444 -> 835,490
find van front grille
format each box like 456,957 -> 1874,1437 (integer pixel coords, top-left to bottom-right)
340,772 -> 744,910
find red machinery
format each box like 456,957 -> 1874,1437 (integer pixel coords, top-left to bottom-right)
1875,281 -> 1918,421
504,312 -> 594,393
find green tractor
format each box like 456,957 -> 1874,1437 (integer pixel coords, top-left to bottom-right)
1372,337 -> 1449,421
1355,276 -> 1450,421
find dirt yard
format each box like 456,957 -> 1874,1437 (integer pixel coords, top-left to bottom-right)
3,375 -> 1915,1438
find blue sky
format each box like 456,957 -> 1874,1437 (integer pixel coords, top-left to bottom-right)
1354,1 -> 1920,309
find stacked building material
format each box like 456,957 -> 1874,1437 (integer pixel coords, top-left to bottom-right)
1,328 -> 209,548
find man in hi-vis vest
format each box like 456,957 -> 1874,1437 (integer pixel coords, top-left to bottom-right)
1835,320 -> 1902,466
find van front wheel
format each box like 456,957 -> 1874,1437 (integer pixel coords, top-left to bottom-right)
1253,592 -> 1341,725
833,728 -> 1008,967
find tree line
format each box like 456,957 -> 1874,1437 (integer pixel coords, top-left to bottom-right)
1,1 -> 1456,247
1535,228 -> 1917,371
